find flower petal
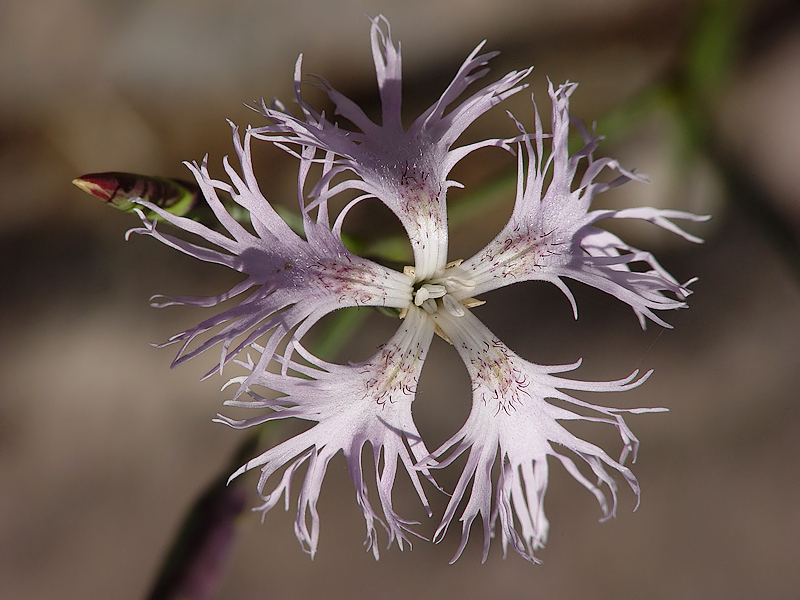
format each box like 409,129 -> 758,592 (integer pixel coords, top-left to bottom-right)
425,309 -> 660,563
217,307 -> 437,558
249,15 -> 531,280
127,126 -> 412,386
458,81 -> 709,328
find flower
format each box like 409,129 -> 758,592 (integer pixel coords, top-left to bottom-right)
126,16 -> 706,562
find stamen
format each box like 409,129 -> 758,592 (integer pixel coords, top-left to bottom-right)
404,258 -> 483,318
421,298 -> 438,314
442,294 -> 466,317
439,274 -> 476,294
414,283 -> 447,306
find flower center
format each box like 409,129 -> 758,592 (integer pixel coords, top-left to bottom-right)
403,260 -> 482,318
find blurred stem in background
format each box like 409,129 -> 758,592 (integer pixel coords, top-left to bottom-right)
598,0 -> 800,280
71,1 -> 799,597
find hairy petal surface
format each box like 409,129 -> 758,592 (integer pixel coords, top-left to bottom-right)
424,310 -> 660,563
458,81 -> 710,328
250,15 -> 531,280
127,126 -> 412,390
217,307 -> 437,558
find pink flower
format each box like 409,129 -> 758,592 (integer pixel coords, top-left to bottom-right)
127,16 -> 706,561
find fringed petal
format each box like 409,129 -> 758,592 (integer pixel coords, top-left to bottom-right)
218,307 -> 437,558
458,81 -> 708,328
249,16 -> 531,280
423,310 -> 661,563
128,126 -> 412,383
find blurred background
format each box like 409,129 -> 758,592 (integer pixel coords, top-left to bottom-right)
1,0 -> 799,598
